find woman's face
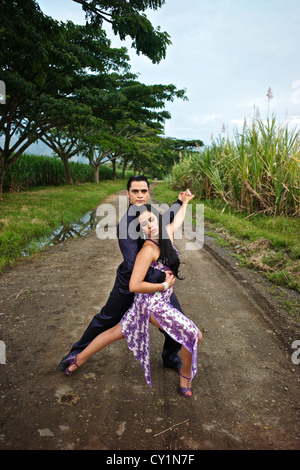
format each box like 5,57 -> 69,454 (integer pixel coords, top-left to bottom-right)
139,211 -> 159,239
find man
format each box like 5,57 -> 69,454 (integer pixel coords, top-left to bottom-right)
58,175 -> 184,371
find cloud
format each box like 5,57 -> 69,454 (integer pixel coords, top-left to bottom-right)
202,115 -> 221,124
286,116 -> 300,130
291,80 -> 300,105
230,119 -> 245,127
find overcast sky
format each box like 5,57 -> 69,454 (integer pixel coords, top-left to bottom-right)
37,0 -> 300,146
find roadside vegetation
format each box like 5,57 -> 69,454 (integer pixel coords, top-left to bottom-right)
3,154 -> 122,192
154,181 -> 300,321
0,181 -> 127,272
163,115 -> 300,297
168,116 -> 300,217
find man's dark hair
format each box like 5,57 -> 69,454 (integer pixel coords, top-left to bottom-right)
127,175 -> 149,191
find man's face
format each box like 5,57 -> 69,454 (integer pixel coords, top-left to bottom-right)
127,181 -> 150,205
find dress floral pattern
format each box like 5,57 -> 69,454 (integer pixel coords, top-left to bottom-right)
121,257 -> 199,387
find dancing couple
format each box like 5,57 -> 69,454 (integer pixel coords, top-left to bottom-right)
59,176 -> 202,397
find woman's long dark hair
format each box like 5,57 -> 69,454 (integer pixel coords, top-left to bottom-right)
135,204 -> 182,279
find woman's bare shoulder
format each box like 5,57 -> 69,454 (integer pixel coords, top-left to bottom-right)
139,240 -> 160,261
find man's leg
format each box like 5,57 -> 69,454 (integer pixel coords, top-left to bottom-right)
58,281 -> 134,370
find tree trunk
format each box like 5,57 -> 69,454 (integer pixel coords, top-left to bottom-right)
112,159 -> 116,180
0,157 -> 8,200
94,165 -> 100,183
122,159 -> 128,179
0,176 -> 4,200
60,154 -> 73,184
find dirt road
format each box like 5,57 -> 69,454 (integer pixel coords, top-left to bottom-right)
0,188 -> 300,451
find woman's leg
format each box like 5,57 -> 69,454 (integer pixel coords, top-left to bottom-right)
67,322 -> 124,373
177,331 -> 202,396
150,314 -> 202,397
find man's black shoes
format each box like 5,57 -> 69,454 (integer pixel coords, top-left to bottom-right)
163,356 -> 182,371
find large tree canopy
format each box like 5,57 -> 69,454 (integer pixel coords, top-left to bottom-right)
72,0 -> 171,63
0,0 -> 192,196
0,0 -> 131,197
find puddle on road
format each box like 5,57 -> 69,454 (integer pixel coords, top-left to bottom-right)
22,210 -> 98,256
50,210 -> 98,244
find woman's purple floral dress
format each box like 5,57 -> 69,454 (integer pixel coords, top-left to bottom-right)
121,253 -> 199,388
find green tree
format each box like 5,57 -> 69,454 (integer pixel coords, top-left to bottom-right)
0,1 -> 91,198
0,0 -> 186,197
166,137 -> 204,153
135,136 -> 204,178
40,127 -> 86,184
80,129 -> 116,182
72,0 -> 171,63
0,1 -> 130,198
38,21 -> 131,184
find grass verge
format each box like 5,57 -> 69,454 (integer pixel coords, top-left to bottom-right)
154,182 -> 300,319
0,181 -> 127,272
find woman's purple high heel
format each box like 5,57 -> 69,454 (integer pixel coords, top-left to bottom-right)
179,371 -> 192,398
62,353 -> 79,376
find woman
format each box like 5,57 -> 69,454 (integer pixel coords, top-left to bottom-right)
63,192 -> 202,397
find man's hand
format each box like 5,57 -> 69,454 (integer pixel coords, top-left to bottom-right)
165,273 -> 176,288
165,270 -> 173,278
181,189 -> 194,204
178,189 -> 193,201
165,270 -> 176,288
178,191 -> 184,201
